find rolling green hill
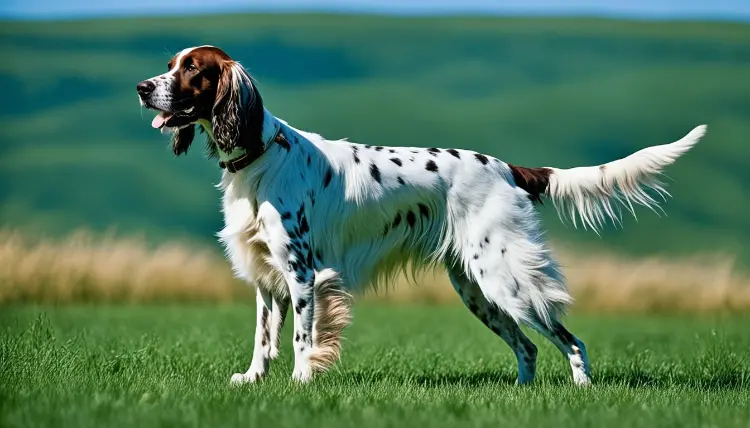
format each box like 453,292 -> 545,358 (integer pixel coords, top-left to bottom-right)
1,14 -> 749,261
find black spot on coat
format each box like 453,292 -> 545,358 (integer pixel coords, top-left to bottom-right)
370,163 -> 382,183
474,153 -> 489,165
418,203 -> 429,218
392,213 -> 402,228
295,271 -> 307,283
406,211 -> 416,227
299,217 -> 310,234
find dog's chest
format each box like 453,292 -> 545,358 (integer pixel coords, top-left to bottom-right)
217,174 -> 287,298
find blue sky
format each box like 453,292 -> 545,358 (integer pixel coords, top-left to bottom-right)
2,0 -> 750,21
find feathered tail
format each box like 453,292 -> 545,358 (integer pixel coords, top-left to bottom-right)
508,125 -> 707,232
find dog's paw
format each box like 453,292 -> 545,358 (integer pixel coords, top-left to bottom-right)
269,346 -> 281,360
229,369 -> 266,385
573,372 -> 592,387
291,365 -> 314,383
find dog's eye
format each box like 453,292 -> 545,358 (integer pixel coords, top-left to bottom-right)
186,64 -> 198,72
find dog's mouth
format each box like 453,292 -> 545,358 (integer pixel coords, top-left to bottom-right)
150,107 -> 198,130
140,95 -> 199,131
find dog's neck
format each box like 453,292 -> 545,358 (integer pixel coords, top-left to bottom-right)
197,107 -> 282,165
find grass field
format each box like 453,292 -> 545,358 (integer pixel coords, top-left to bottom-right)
2,304 -> 748,427
3,12 -> 749,427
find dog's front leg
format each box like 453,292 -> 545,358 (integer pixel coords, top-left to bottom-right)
284,251 -> 315,383
265,203 -> 316,383
231,287 -> 273,384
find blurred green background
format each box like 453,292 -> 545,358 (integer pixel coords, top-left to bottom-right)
1,14 -> 749,262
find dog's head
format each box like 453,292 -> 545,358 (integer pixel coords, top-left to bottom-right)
136,45 -> 264,157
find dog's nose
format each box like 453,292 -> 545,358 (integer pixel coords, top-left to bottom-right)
137,80 -> 156,97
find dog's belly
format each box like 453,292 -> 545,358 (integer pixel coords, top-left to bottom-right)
314,210 -> 442,293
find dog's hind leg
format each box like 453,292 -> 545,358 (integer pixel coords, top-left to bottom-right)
457,188 -> 590,385
527,316 -> 592,386
465,236 -> 592,386
446,265 -> 538,385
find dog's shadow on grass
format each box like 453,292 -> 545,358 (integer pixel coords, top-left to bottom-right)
346,369 -> 517,388
592,369 -> 748,390
346,369 -> 748,390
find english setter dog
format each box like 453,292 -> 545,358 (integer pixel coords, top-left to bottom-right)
136,45 -> 705,386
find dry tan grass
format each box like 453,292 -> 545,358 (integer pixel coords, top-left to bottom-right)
558,250 -> 750,313
0,229 -> 250,303
369,251 -> 750,313
1,228 -> 749,312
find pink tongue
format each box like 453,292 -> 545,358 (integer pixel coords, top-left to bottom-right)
151,112 -> 172,129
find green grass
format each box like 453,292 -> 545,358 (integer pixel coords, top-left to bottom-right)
2,304 -> 749,427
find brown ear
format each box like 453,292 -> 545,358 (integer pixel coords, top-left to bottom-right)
212,62 -> 243,154
211,61 -> 265,155
172,125 -> 195,156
